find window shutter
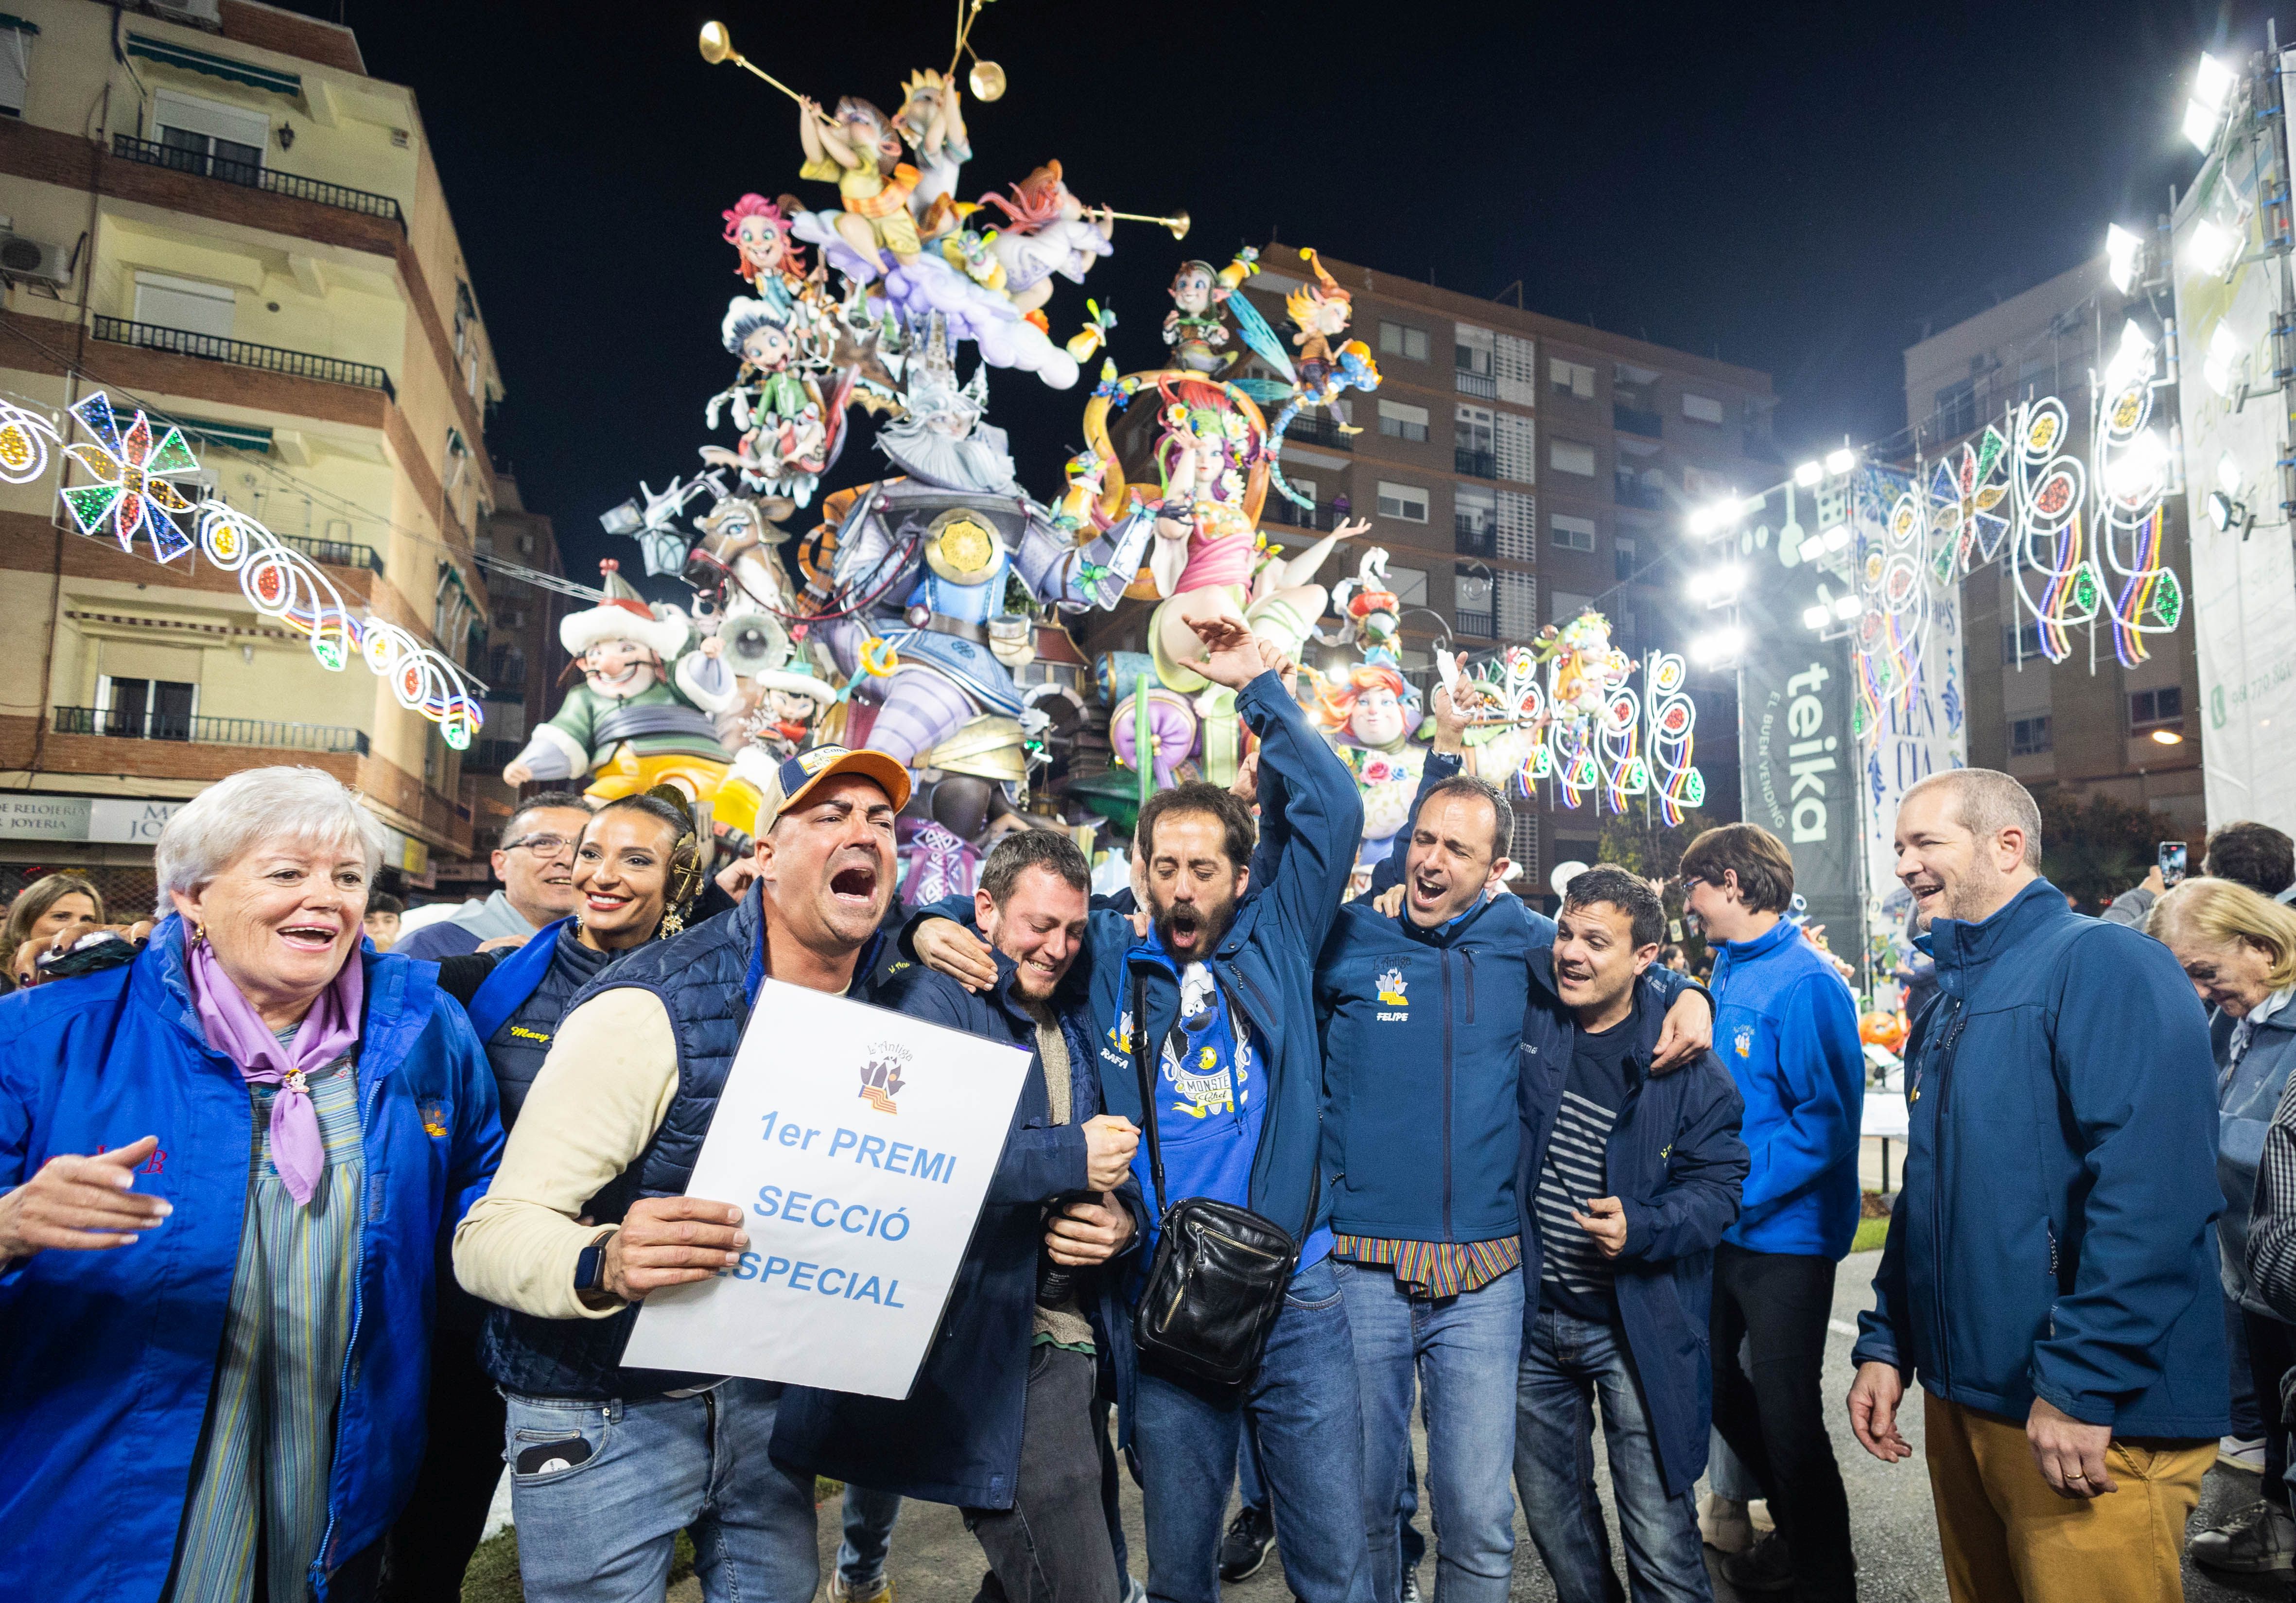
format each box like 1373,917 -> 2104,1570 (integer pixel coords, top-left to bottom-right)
1498,572 -> 1539,638
1495,333 -> 1538,406
1496,491 -> 1538,560
1495,413 -> 1537,483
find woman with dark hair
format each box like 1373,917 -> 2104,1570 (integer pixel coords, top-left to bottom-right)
379,790 -> 710,1600
0,872 -> 103,992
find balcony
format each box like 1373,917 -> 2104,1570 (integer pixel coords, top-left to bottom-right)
1614,476 -> 1665,510
1266,499 -> 1344,531
1455,609 -> 1496,639
110,134 -> 406,232
277,532 -> 385,574
1614,404 -> 1664,438
1454,447 -> 1496,479
53,706 -> 369,755
1283,411 -> 1352,451
91,317 -> 396,400
1455,518 -> 1496,557
1455,368 -> 1497,400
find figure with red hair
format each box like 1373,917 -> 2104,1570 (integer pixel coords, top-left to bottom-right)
980,160 -> 1115,318
721,192 -> 809,299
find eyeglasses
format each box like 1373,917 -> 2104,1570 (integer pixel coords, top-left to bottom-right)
1677,874 -> 1707,895
503,833 -> 577,859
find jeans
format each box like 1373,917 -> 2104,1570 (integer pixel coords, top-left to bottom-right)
2244,1308 -> 2296,1509
964,1346 -> 1121,1603
838,1483 -> 904,1592
1341,1260 -> 1522,1603
1133,1258 -> 1372,1603
1514,1308 -> 1711,1603
1236,1426 -> 1268,1516
503,1379 -> 818,1603
1399,1442 -> 1426,1572
378,1325 -> 505,1601
1708,1244 -> 1855,1601
2228,1294 -> 2264,1442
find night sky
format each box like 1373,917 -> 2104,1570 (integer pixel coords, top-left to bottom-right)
330,0 -> 2263,598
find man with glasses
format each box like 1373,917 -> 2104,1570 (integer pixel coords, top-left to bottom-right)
401,793 -> 593,960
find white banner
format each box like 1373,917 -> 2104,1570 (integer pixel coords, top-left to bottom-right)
623,978 -> 1031,1398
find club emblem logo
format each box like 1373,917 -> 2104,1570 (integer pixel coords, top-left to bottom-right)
1376,966 -> 1409,1007
1733,1025 -> 1754,1059
858,1041 -> 912,1115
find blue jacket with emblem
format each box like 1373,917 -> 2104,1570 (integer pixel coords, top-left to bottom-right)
1517,961 -> 1747,1498
0,918 -> 503,1603
771,952 -> 1145,1508
1707,917 -> 1864,1258
1851,878 -> 2228,1435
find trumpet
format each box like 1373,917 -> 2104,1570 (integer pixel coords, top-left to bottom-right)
697,22 -> 809,106
1101,209 -> 1192,242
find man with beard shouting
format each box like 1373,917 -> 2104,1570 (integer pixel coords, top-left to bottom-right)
907,611 -> 1371,1603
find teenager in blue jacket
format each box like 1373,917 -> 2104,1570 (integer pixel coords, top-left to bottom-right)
1679,822 -> 1864,1600
1850,770 -> 2226,1603
0,768 -> 502,1603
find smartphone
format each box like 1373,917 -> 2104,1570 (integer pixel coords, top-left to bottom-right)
2159,841 -> 2188,887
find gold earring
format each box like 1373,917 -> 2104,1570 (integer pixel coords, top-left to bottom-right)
189,920 -> 206,949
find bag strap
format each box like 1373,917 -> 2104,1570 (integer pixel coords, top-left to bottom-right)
1131,968 -> 1168,1218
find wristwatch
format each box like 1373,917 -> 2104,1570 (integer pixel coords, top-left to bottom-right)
574,1235 -> 611,1299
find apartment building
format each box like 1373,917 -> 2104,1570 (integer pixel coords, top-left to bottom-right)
1235,244 -> 1774,882
0,0 -> 515,907
1902,256 -> 2205,834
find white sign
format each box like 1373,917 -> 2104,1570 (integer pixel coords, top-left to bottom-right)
0,795 -> 186,842
623,978 -> 1031,1398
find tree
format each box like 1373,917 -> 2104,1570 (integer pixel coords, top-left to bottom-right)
1596,805 -> 1719,970
2035,789 -> 2170,912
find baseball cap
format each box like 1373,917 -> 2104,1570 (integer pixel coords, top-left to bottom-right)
759,745 -> 913,826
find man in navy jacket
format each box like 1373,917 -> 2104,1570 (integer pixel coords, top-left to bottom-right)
1849,769 -> 2226,1603
775,830 -> 1145,1603
1512,866 -> 1747,1603
1679,822 -> 1863,1600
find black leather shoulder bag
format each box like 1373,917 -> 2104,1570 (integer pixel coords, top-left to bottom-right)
1129,973 -> 1317,1387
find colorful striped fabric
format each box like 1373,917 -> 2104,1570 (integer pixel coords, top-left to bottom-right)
1332,1233 -> 1524,1299
168,1053 -> 365,1603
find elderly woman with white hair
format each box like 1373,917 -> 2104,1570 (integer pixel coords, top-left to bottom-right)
0,766 -> 503,1603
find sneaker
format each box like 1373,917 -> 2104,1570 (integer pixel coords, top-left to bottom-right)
829,1577 -> 894,1603
1400,1570 -> 1422,1603
1123,1579 -> 1145,1603
1720,1533 -> 1796,1594
1218,1505 -> 1274,1583
1698,1493 -> 1755,1555
2224,1435 -> 2269,1473
2192,1500 -> 2296,1573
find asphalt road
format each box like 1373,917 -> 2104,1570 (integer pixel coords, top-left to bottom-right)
655,1250 -> 2280,1603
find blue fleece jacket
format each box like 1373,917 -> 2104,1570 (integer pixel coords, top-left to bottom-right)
1708,918 -> 1864,1258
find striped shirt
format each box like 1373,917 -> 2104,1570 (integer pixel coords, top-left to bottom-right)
1332,1234 -> 1524,1298
168,1050 -> 365,1603
1535,1016 -> 1633,1322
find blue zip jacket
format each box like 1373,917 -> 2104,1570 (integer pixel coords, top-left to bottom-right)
2216,995 -> 2296,1315
1708,918 -> 1864,1258
0,918 -> 504,1602
1517,959 -> 1747,1497
773,951 -> 1145,1506
1852,879 -> 2228,1434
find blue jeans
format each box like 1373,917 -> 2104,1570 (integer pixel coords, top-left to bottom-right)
836,1484 -> 903,1592
1340,1261 -> 1522,1603
503,1380 -> 818,1603
1134,1258 -> 1372,1603
1513,1309 -> 1710,1603
1236,1426 -> 1268,1516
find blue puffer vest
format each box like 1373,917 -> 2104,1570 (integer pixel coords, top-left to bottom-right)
481,886 -> 887,1399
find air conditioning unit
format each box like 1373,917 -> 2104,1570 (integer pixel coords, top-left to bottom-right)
0,232 -> 71,289
144,0 -> 223,27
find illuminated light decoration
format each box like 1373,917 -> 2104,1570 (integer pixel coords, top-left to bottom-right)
2105,224 -> 2144,293
58,392 -> 203,562
0,401 -> 61,484
1850,479 -> 1936,741
2089,368 -> 2183,668
1642,650 -> 1704,825
2006,394 -> 2097,664
1927,423 -> 2011,576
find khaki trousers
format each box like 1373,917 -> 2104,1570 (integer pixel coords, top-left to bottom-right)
1924,1394 -> 2212,1603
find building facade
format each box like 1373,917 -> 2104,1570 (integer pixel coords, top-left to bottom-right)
0,0 -> 523,909
1901,256 -> 2205,836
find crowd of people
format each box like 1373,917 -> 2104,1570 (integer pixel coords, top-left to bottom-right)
0,614 -> 2278,1603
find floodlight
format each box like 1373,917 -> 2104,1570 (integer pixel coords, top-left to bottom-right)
2106,224 -> 2143,292
1689,626 -> 1746,665
1802,603 -> 1830,630
2208,488 -> 2251,535
2218,451 -> 2244,495
2104,432 -> 2167,499
2185,98 -> 2225,151
1793,460 -> 1823,488
2187,218 -> 2238,277
2104,319 -> 2155,388
2195,53 -> 2237,114
2151,728 -> 2185,746
1824,447 -> 1857,475
2205,323 -> 2242,396
1818,523 -> 1852,553
1689,565 -> 1745,607
1832,594 -> 1862,622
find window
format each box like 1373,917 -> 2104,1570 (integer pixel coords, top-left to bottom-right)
1495,413 -> 1537,483
1376,480 -> 1429,523
1681,392 -> 1726,425
1455,404 -> 1494,476
1288,477 -> 1319,507
150,89 -> 269,178
96,676 -> 195,740
1549,358 -> 1596,400
1454,325 -> 1494,376
1377,399 -> 1430,442
1934,379 -> 1976,440
0,17 -> 33,117
1549,437 -> 1597,477
1385,564 -> 1429,606
1496,490 -> 1538,560
1379,320 -> 1429,362
1454,568 -> 1495,636
1683,463 -> 1734,500
1454,484 -> 1496,554
2129,686 -> 2184,734
2002,621 -> 2047,663
1615,535 -> 1638,582
133,272 -> 235,339
2011,715 -> 2053,756
1551,514 -> 1598,553
1550,590 -> 1595,627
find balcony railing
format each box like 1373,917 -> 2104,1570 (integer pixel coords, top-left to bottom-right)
277,531 -> 385,574
1453,446 -> 1496,479
1283,411 -> 1352,451
92,317 -> 396,400
54,706 -> 369,754
1266,499 -> 1344,532
111,134 -> 406,231
1614,403 -> 1664,438
1455,609 -> 1496,639
1455,518 -> 1496,557
1614,478 -> 1665,510
1455,368 -> 1497,400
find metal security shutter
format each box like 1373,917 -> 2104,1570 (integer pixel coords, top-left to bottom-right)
1496,333 -> 1538,407
1496,490 -> 1538,561
1495,413 -> 1537,484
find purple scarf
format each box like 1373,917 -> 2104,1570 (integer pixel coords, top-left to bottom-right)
187,929 -> 364,1207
